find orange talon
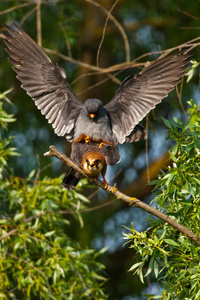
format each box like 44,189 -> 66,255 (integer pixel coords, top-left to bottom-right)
102,178 -> 108,189
85,135 -> 91,143
99,142 -> 104,149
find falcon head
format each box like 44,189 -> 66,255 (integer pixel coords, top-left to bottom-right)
84,98 -> 103,120
81,151 -> 107,178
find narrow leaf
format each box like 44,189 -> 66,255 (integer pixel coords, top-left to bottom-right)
164,239 -> 180,247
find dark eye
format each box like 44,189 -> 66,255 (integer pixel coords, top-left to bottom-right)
86,159 -> 89,165
95,159 -> 100,165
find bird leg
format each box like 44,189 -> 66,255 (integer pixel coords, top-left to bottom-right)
73,134 -> 91,144
99,142 -> 104,149
102,177 -> 108,189
101,167 -> 108,189
93,174 -> 108,189
98,140 -> 117,149
85,135 -> 91,143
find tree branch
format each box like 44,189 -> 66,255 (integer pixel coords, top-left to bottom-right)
86,0 -> 130,63
44,145 -> 200,247
36,0 -> 42,47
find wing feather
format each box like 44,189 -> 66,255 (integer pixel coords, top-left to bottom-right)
3,23 -> 83,141
105,51 -> 191,144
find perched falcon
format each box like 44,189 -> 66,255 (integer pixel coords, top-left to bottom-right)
61,141 -> 120,190
3,23 -> 191,189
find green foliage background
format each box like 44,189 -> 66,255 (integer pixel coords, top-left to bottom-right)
0,100 -> 108,299
123,100 -> 200,300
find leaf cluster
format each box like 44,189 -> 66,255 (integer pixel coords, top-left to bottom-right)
0,93 -> 19,179
123,100 -> 200,300
0,99 -> 107,299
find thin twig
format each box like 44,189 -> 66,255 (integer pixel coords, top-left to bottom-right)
96,0 -> 120,67
60,24 -> 72,58
20,7 -> 37,27
176,78 -> 188,119
0,3 -> 32,15
0,228 -> 17,241
178,9 -> 200,21
86,0 -> 130,62
42,37 -> 200,77
76,270 -> 98,300
36,0 -> 42,46
145,114 -> 150,183
7,253 -> 51,294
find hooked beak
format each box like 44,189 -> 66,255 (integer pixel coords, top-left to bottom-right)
89,113 -> 96,119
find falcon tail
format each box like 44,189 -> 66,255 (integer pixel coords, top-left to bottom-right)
61,168 -> 81,190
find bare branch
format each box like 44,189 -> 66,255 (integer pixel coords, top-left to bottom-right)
0,3 -> 32,16
145,114 -> 150,183
20,7 -> 37,27
36,0 -> 42,46
44,145 -> 200,247
0,228 -> 17,241
60,24 -> 72,58
176,78 -> 188,119
96,0 -> 120,67
86,0 -> 130,62
42,36 -> 200,77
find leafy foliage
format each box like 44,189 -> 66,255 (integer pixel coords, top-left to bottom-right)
0,92 -> 19,178
123,100 -> 200,299
0,99 -> 107,299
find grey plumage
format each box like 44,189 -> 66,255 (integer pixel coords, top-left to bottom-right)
105,53 -> 191,144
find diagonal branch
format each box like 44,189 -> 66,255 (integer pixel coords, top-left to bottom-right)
44,145 -> 200,247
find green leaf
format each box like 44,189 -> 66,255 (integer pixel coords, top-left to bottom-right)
163,171 -> 176,185
97,246 -> 109,256
0,293 -> 7,299
164,239 -> 180,247
191,177 -> 200,185
143,295 -> 161,299
74,192 -> 90,203
128,261 -> 144,272
14,213 -> 24,222
194,289 -> 200,300
138,267 -> 144,284
0,219 -> 8,224
44,230 -> 55,237
154,260 -> 159,278
27,169 -> 36,180
169,151 -> 178,162
161,117 -> 173,129
194,138 -> 200,149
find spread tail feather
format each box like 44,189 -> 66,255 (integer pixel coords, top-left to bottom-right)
61,168 -> 81,190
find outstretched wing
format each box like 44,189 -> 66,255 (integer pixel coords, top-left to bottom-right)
105,51 -> 191,144
3,23 -> 83,141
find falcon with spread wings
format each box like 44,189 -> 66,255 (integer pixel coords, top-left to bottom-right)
3,23 -> 191,189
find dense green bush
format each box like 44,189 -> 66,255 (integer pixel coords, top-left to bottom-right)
123,100 -> 200,300
0,95 -> 107,299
